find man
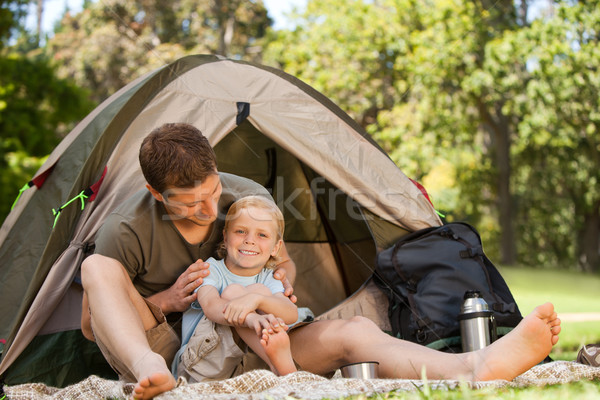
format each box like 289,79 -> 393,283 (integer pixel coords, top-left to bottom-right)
81,123 -> 561,400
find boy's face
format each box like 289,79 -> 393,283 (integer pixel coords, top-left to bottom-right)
154,173 -> 222,226
223,206 -> 282,276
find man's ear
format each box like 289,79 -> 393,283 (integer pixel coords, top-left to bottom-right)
146,184 -> 163,202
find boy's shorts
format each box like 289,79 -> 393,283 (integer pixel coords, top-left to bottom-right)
175,315 -> 246,383
93,298 -> 181,383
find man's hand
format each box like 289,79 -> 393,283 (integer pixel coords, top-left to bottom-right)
273,267 -> 297,304
148,259 -> 210,314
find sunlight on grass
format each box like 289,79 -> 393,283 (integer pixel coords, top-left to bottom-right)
498,266 -> 600,314
499,266 -> 600,358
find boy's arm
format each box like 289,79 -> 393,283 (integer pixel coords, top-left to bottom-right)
223,291 -> 298,325
195,285 -> 233,326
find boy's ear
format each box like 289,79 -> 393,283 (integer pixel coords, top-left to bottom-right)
271,239 -> 283,257
146,184 -> 163,202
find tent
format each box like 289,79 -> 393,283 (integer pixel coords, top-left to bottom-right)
0,54 -> 441,387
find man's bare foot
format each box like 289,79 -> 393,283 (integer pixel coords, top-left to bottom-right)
261,328 -> 297,376
132,372 -> 176,400
131,353 -> 176,399
473,302 -> 561,381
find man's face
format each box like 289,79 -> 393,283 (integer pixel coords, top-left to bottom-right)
159,174 -> 223,226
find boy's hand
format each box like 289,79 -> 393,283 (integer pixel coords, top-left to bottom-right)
222,294 -> 260,326
245,313 -> 288,336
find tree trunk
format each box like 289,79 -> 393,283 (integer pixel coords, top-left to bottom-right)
494,109 -> 517,265
477,100 -> 517,265
213,0 -> 235,57
577,201 -> 600,273
36,0 -> 44,46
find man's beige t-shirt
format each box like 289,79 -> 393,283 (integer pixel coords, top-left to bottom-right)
93,173 -> 270,297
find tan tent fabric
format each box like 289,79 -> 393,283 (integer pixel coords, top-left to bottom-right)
0,54 -> 443,385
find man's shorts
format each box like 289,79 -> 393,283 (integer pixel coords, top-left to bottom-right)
93,298 -> 181,383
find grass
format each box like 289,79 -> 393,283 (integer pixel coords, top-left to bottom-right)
347,379 -> 600,399
347,266 -> 600,400
500,266 -> 600,361
498,266 -> 600,314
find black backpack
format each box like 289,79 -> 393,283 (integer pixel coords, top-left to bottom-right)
373,222 -> 522,352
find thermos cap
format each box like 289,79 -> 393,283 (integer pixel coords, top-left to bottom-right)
463,290 -> 482,299
460,290 -> 492,314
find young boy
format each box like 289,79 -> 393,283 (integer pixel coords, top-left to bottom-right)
173,196 -> 298,382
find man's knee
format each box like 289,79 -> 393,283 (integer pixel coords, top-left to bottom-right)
81,254 -> 127,289
346,315 -> 378,328
343,316 -> 380,339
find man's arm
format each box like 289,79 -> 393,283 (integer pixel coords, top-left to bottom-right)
273,242 -> 297,302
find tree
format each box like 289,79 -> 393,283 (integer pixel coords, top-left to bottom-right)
497,1 -> 600,271
0,1 -> 94,223
46,0 -> 272,104
264,0 -> 522,263
0,0 -> 28,49
264,0 -> 415,128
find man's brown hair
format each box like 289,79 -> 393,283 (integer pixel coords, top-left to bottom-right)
139,123 -> 217,193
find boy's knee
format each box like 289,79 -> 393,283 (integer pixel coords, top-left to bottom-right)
246,283 -> 271,296
221,283 -> 246,300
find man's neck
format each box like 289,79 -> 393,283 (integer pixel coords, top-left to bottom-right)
172,218 -> 213,245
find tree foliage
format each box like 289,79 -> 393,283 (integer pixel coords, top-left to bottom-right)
264,0 -> 600,272
0,1 -> 94,222
46,0 -> 272,103
500,1 -> 600,270
0,0 -> 28,49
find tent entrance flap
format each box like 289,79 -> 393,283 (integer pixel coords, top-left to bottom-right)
214,120 -> 377,314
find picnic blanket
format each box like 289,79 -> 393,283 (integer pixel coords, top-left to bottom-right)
4,361 -> 600,400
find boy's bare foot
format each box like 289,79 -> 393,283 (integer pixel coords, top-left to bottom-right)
131,353 -> 176,399
473,302 -> 561,381
261,328 -> 297,376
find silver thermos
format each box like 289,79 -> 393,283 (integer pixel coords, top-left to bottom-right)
458,290 -> 497,352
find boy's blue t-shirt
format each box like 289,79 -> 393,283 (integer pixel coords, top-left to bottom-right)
181,257 -> 284,346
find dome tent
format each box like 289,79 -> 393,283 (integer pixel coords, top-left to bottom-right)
0,54 -> 441,386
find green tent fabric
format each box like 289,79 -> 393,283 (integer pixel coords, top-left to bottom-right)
0,54 -> 441,387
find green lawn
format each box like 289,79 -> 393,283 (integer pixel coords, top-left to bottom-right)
498,266 -> 600,314
500,266 -> 600,360
354,266 -> 600,400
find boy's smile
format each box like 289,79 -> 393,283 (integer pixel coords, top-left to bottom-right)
223,206 -> 282,276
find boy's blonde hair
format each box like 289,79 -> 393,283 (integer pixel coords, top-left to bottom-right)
218,195 -> 285,269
